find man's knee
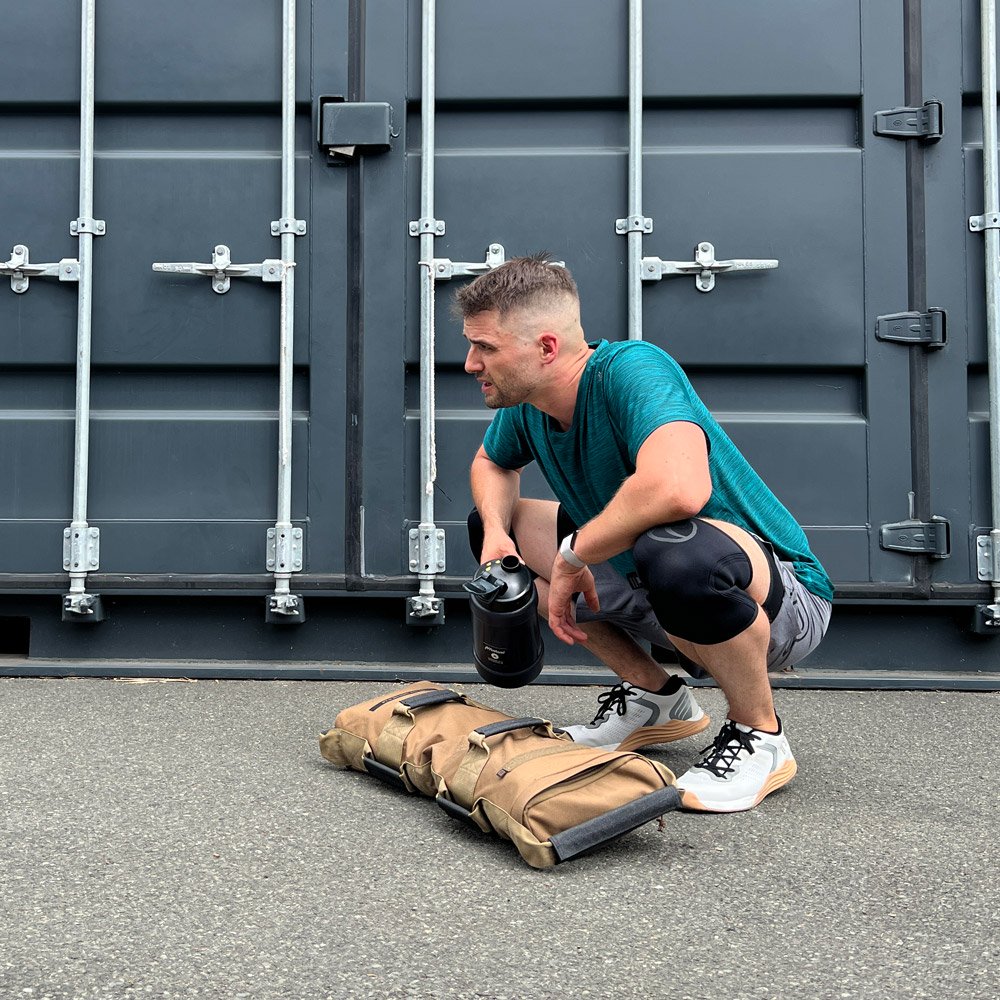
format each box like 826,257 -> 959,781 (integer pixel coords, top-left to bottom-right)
633,519 -> 759,645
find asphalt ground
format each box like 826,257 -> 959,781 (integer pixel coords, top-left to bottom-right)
0,675 -> 997,1000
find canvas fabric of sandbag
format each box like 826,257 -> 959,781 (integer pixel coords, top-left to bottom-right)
318,681 -> 511,796
431,719 -> 677,869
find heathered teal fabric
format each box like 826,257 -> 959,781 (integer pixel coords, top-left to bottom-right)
482,339 -> 834,601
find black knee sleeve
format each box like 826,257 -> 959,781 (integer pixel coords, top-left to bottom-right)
633,519 -> 760,645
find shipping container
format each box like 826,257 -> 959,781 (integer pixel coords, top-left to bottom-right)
2,0 -> 999,688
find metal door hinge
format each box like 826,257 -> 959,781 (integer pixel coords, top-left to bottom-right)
880,513 -> 951,558
873,101 -> 943,141
876,309 -> 946,348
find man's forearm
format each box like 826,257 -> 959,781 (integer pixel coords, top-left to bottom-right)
569,470 -> 703,566
470,453 -> 522,538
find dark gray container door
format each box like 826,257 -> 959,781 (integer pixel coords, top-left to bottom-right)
357,0 -> 936,591
0,1 -> 349,581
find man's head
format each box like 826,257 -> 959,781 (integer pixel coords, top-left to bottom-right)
455,254 -> 585,409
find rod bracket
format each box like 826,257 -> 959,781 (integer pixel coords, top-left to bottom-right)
266,593 -> 306,625
969,213 -> 1000,232
972,604 -> 1000,635
62,592 -> 106,623
975,531 -> 1000,582
406,594 -> 445,627
70,218 -> 107,236
266,526 -> 304,573
409,218 -> 446,237
271,218 -> 308,236
615,216 -> 653,235
409,525 -> 446,574
63,525 -> 100,573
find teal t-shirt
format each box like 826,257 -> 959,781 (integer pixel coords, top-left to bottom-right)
482,339 -> 834,601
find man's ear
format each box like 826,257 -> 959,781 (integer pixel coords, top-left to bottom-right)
538,331 -> 559,364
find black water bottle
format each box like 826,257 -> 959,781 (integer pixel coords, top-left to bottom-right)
463,555 -> 544,687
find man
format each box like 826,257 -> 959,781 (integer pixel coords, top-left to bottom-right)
458,254 -> 833,813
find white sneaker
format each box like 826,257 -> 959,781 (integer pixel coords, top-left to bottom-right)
675,718 -> 797,813
560,680 -> 710,752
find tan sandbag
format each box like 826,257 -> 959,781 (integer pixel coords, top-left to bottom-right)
431,717 -> 679,868
319,681 -> 511,796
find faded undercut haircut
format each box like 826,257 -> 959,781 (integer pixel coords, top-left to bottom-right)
452,253 -> 579,320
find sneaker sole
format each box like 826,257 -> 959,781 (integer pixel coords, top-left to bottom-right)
612,714 -> 712,753
678,757 -> 797,813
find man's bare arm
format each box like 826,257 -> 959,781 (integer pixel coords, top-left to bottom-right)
470,444 -> 522,562
568,421 -> 711,565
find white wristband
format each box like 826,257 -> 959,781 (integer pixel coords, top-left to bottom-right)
559,532 -> 586,569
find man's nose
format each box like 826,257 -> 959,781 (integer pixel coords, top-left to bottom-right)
464,346 -> 482,373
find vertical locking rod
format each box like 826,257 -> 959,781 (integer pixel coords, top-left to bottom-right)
63,0 -> 103,621
979,0 -> 1000,609
267,0 -> 305,622
408,0 -> 445,625
626,0 -> 644,341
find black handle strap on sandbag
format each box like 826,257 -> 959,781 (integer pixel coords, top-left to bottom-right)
362,755 -> 409,791
474,717 -> 546,739
548,786 -> 682,864
400,689 -> 463,710
435,794 -> 480,828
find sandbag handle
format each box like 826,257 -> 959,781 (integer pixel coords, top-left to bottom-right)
398,689 -> 464,710
435,794 -> 479,828
548,786 -> 682,864
362,755 -> 409,792
473,717 -> 547,740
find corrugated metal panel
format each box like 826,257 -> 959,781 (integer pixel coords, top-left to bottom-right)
0,0 -> 998,677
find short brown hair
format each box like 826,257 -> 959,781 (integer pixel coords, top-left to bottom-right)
452,253 -> 578,320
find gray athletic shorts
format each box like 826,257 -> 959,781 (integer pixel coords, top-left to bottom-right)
575,549 -> 832,672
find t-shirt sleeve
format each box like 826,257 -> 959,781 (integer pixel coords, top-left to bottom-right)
604,344 -> 708,465
482,407 -> 535,470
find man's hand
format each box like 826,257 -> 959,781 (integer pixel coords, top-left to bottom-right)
546,554 -> 600,645
479,530 -> 519,566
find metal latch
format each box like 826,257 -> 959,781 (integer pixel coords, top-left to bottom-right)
3,245 -> 80,294
880,495 -> 950,559
875,309 -> 946,348
318,98 -> 393,164
152,245 -> 286,295
873,101 -> 943,141
430,243 -> 506,281
642,242 -> 778,293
